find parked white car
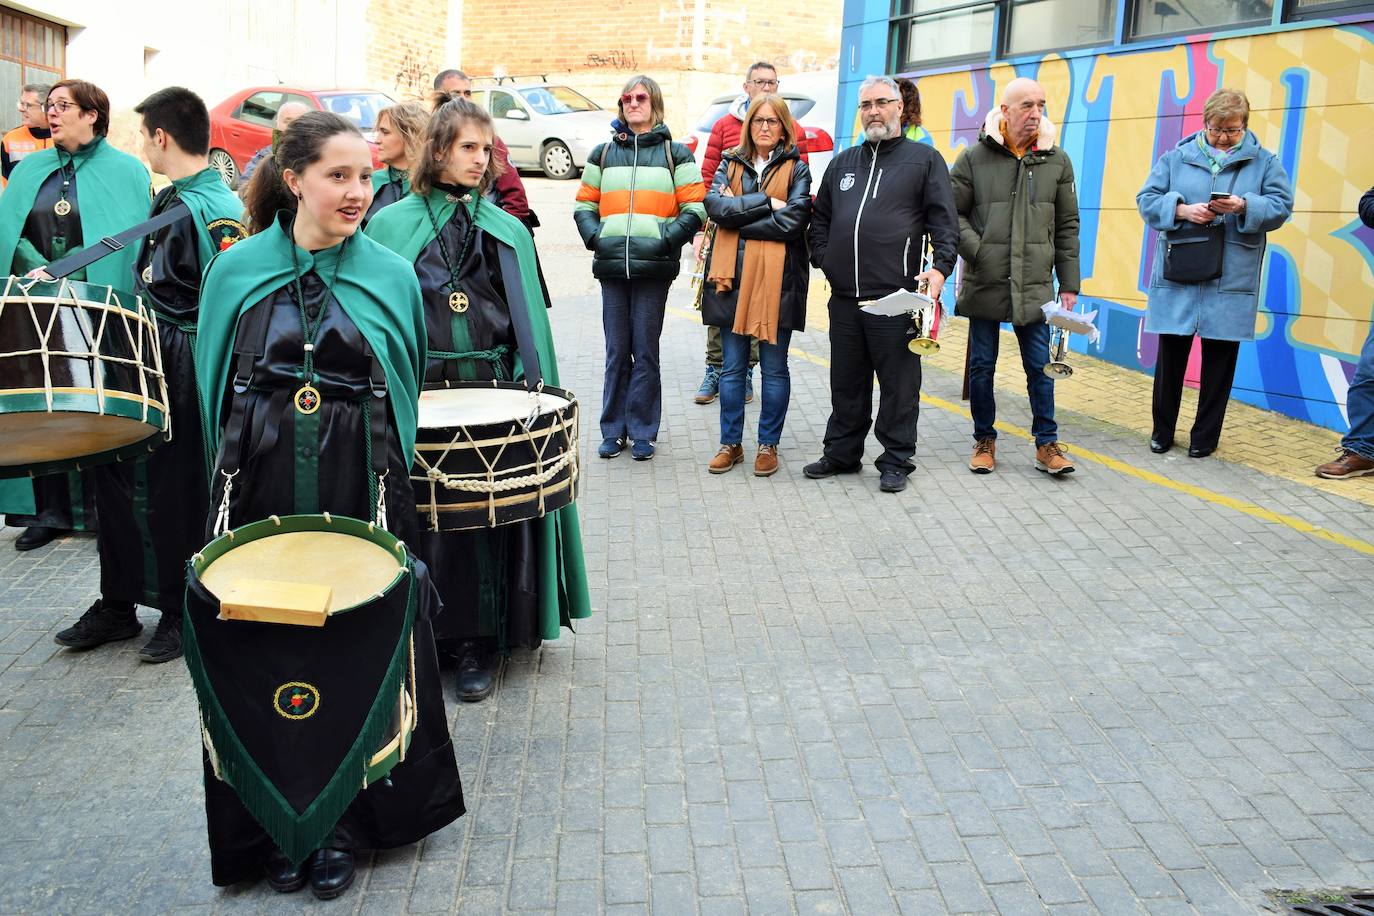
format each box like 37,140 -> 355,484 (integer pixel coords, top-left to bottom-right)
472,83 -> 616,180
684,72 -> 838,189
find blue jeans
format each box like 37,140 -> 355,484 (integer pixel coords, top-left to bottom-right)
967,317 -> 1057,446
1342,320 -> 1374,461
599,278 -> 671,442
719,328 -> 792,446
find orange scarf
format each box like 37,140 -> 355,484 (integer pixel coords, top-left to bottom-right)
999,120 -> 1037,158
706,157 -> 794,344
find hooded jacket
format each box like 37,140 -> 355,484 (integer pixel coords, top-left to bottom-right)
573,121 -> 706,282
808,134 -> 957,299
950,110 -> 1081,326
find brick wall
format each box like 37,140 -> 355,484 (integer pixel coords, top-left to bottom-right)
366,0 -> 452,101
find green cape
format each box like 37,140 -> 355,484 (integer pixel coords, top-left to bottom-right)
162,167 -> 246,270
371,167 -> 410,198
365,188 -> 592,636
0,136 -> 150,288
194,213 -> 427,478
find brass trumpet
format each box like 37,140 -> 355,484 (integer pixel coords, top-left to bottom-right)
690,221 -> 717,311
1044,324 -> 1073,379
907,237 -> 940,355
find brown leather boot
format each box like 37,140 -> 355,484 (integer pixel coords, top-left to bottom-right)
1316,449 -> 1374,479
754,445 -> 779,477
708,444 -> 744,474
969,438 -> 996,474
1034,442 -> 1075,475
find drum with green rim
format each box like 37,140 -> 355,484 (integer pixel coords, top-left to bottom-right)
0,276 -> 169,478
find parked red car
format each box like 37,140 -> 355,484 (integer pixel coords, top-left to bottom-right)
208,87 -> 396,187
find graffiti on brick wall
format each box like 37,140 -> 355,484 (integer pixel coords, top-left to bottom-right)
585,49 -> 639,69
394,48 -> 437,96
859,24 -> 1374,433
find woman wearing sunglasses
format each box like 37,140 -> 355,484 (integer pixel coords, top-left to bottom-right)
574,75 -> 706,461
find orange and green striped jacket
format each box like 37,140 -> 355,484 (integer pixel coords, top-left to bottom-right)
573,121 -> 706,281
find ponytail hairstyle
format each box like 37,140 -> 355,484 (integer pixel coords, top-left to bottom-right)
412,95 -> 506,196
244,111 -> 361,234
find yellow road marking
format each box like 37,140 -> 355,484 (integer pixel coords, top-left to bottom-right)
668,306 -> 1374,558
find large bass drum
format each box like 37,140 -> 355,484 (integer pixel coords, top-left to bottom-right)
0,277 -> 168,478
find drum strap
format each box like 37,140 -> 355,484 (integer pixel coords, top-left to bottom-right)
496,244 -> 543,388
42,205 -> 194,280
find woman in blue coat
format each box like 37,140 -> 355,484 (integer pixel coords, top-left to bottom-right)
1136,88 -> 1292,458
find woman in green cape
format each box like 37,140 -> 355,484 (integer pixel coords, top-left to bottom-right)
193,111 -> 463,899
365,96 -> 591,702
0,79 -> 149,549
363,100 -> 427,226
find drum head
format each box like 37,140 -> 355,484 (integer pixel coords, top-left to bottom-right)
200,529 -> 404,614
0,410 -> 161,469
418,386 -> 572,428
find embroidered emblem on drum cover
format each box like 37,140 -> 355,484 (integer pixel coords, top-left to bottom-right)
274,682 -> 320,720
207,218 -> 248,251
839,173 -> 856,192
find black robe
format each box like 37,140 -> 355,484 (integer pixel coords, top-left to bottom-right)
4,167 -> 97,532
201,273 -> 463,886
411,204 -> 542,651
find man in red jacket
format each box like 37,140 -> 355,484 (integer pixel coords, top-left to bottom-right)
692,62 -> 808,404
434,69 -> 536,229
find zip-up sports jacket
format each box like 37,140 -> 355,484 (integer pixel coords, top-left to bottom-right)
808,135 -> 958,299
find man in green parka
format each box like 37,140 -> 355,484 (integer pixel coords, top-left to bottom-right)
951,77 -> 1081,477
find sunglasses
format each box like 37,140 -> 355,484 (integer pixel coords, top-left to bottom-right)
620,92 -> 650,106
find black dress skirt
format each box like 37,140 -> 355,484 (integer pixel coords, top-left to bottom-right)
200,272 -> 463,886
411,205 -> 542,651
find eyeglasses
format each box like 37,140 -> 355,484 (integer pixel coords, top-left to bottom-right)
44,100 -> 78,114
859,98 -> 898,112
748,79 -> 779,88
752,117 -> 782,129
620,92 -> 650,106
16,100 -> 42,112
1205,125 -> 1244,137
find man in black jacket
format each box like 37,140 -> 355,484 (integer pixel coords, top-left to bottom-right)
804,76 -> 958,493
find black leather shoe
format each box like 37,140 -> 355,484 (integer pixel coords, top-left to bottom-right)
879,469 -> 909,493
15,526 -> 65,550
802,457 -> 859,479
455,640 -> 499,703
54,600 -> 142,649
308,847 -> 355,900
1149,438 -> 1173,454
1188,445 -> 1215,458
263,850 -> 307,893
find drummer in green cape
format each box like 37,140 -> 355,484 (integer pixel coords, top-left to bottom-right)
192,111 -> 462,899
0,79 -> 149,551
51,87 -> 247,663
365,95 -> 592,703
363,101 -> 427,226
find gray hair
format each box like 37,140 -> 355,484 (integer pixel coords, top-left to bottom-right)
859,75 -> 900,96
433,69 -> 469,90
22,83 -> 51,98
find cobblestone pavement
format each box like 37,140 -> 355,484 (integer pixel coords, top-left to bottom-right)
3,178 -> 1374,915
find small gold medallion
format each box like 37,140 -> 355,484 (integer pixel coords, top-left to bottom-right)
141,265 -> 154,284
294,384 -> 321,415
449,291 -> 470,313
54,199 -> 71,217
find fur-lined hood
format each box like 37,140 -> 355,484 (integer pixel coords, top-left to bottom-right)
981,108 -> 1058,151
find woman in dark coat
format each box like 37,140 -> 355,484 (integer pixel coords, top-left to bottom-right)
702,94 -> 811,477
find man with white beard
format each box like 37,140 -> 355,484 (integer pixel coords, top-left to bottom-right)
804,76 -> 958,494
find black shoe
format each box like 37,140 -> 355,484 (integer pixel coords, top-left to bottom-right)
879,469 -> 908,493
138,614 -> 183,664
15,526 -> 65,551
264,850 -> 307,893
1188,445 -> 1215,458
1149,438 -> 1173,454
455,640 -> 498,703
308,847 -> 355,900
54,600 -> 142,650
802,457 -> 859,479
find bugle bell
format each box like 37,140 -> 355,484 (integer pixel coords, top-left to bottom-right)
907,236 -> 940,355
1044,324 -> 1073,379
690,221 -> 717,312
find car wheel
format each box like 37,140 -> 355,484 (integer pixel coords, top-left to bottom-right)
540,141 -> 577,180
209,149 -> 239,189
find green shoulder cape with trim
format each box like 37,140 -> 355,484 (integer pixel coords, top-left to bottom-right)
194,213 -> 426,477
365,188 -> 592,636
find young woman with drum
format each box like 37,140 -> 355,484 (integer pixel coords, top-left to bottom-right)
189,111 -> 464,899
364,100 -> 427,224
0,79 -> 150,550
365,96 -> 591,702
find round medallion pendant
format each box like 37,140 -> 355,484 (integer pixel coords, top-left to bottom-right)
54,199 -> 71,217
141,265 -> 154,284
449,291 -> 470,314
294,384 -> 321,415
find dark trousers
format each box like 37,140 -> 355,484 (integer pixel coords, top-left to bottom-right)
600,278 -> 671,443
1151,333 -> 1241,450
3,471 -> 92,531
822,295 -> 922,474
967,318 -> 1058,447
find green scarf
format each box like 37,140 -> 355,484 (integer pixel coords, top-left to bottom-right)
0,136 -> 150,288
194,213 -> 426,477
163,166 -> 246,269
365,186 -> 592,636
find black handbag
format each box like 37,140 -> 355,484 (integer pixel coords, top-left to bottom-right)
1162,169 -> 1239,284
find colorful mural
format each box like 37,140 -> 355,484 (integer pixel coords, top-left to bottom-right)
836,14 -> 1374,432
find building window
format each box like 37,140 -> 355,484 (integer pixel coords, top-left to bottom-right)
1005,0 -> 1117,54
1131,0 -> 1273,38
0,8 -> 65,134
1285,0 -> 1370,18
890,0 -> 997,70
